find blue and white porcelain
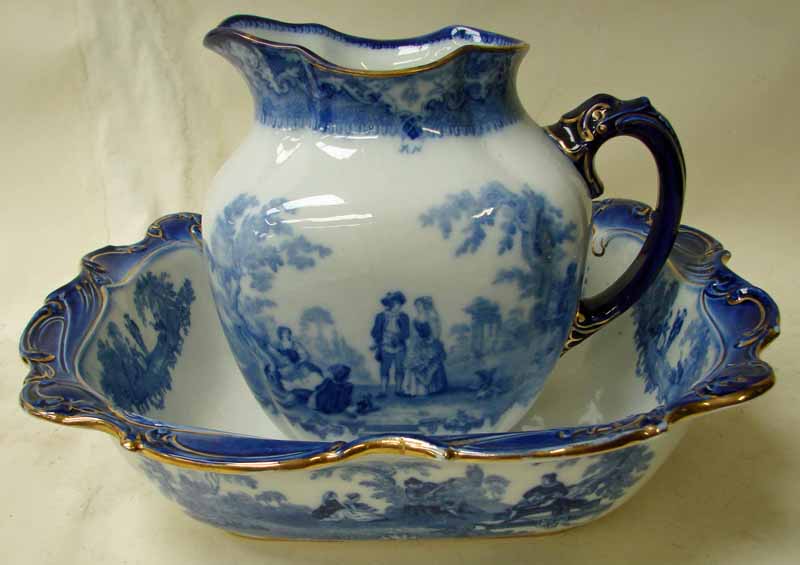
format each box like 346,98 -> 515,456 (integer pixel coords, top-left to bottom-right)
201,17 -> 687,439
19,201 -> 779,540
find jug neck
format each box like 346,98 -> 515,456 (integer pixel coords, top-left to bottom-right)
204,17 -> 529,140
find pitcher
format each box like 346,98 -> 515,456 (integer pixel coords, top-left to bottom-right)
202,16 -> 684,440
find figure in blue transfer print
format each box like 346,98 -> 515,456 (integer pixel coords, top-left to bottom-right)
262,356 -> 309,408
402,465 -> 490,518
266,326 -> 324,393
263,328 -> 354,414
311,491 -> 344,520
504,473 -> 571,521
314,364 -> 354,415
371,291 -> 411,397
402,296 -> 448,396
312,492 -> 381,522
140,444 -> 654,539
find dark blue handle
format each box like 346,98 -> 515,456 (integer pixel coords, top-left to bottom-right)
546,94 -> 686,352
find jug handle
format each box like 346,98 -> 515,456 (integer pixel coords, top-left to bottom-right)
546,94 -> 685,353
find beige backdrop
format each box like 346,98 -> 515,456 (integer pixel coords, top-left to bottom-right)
1,1 -> 798,564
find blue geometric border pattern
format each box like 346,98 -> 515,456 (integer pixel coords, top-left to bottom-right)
19,201 -> 779,471
204,16 -> 527,138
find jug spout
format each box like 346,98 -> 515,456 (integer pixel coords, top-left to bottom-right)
204,16 -> 529,139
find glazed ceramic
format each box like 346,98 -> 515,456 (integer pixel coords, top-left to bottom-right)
201,17 -> 686,440
20,201 -> 779,540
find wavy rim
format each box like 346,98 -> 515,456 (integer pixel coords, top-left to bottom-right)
18,201 -> 779,472
203,15 -> 528,78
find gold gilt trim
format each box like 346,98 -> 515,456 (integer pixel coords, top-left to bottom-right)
561,310 -> 612,354
20,369 -> 775,474
206,27 -> 528,79
544,101 -> 611,190
19,213 -> 778,474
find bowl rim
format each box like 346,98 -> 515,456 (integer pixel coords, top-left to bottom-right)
18,200 -> 779,473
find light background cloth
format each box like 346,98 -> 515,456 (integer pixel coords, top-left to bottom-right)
1,1 -> 798,563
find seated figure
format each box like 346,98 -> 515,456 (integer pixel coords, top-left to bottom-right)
314,364 -> 354,414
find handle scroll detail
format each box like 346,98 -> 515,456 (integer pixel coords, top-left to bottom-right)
547,94 -> 686,352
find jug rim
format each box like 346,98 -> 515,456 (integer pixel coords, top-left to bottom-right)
204,15 -> 529,78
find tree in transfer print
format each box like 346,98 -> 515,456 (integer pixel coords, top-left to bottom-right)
631,276 -> 712,403
97,271 -> 195,412
300,306 -> 335,340
205,194 -> 332,368
421,182 -> 580,351
463,296 -> 502,358
448,323 -> 472,360
137,443 -> 655,538
498,306 -> 528,351
298,306 -> 371,383
311,461 -> 509,522
568,444 -> 654,501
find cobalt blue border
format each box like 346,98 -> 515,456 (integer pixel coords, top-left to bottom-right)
18,201 -> 779,470
203,17 -> 528,138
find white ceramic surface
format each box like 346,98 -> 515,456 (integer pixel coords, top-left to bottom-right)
20,202 -> 777,540
200,17 -> 685,440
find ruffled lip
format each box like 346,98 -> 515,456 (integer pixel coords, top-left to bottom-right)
203,15 -> 528,78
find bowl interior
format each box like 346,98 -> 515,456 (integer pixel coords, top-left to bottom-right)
74,212 -> 723,440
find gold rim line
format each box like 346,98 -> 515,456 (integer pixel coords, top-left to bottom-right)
205,28 -> 529,78
19,370 -> 775,474
18,212 -> 778,474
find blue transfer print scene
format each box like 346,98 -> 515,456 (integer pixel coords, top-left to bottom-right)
631,273 -> 715,404
139,444 -> 653,539
96,272 -> 195,413
204,183 -> 581,438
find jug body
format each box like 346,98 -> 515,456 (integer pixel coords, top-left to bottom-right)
203,17 -> 685,440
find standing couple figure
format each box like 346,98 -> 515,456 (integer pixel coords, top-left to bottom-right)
371,291 -> 447,398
